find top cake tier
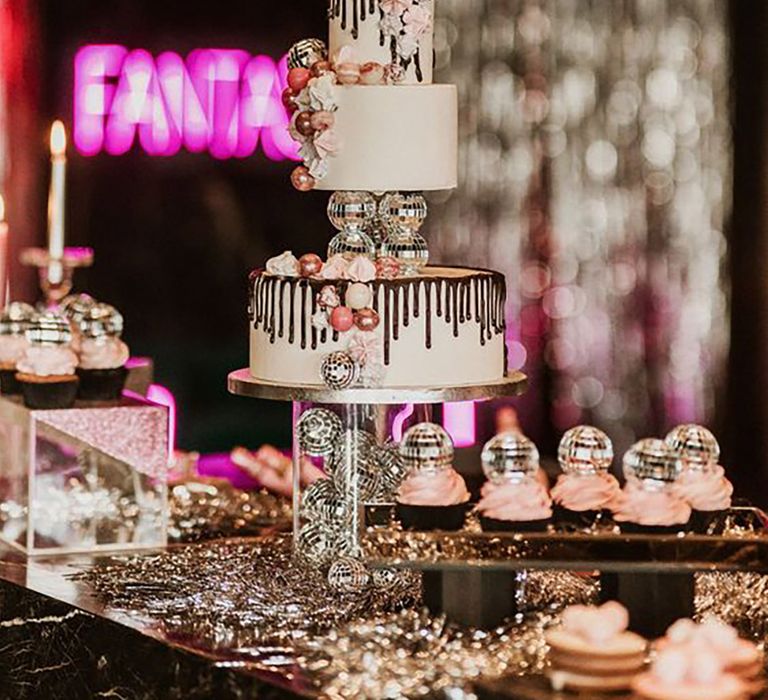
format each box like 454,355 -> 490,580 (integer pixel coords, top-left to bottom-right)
329,0 -> 435,85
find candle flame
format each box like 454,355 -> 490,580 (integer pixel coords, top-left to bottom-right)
50,120 -> 67,156
0,195 -> 5,222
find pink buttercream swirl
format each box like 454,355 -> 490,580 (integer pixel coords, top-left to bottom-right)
561,601 -> 629,645
397,468 -> 470,506
78,337 -> 130,370
612,482 -> 691,526
0,335 -> 29,364
16,345 -> 78,377
664,618 -> 759,669
550,472 -> 621,512
673,466 -> 733,512
476,476 -> 552,522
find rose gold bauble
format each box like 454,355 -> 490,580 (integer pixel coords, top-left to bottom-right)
299,253 -> 324,277
354,308 -> 380,331
291,166 -> 315,192
310,60 -> 333,78
282,87 -> 299,113
310,111 -> 335,131
296,111 -> 315,137
287,67 -> 311,92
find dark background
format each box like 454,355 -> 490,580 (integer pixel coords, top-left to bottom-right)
37,1 -> 332,452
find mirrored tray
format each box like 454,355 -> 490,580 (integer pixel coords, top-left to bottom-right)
363,508 -> 768,574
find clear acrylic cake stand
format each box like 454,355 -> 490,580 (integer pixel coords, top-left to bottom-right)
227,369 -> 528,563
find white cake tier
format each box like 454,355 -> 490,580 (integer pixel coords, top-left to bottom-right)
316,85 -> 457,192
329,0 -> 433,84
249,267 -> 508,389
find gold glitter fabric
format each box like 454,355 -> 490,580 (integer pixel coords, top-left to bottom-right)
73,536 -> 421,654
167,478 -> 292,542
299,609 -> 555,699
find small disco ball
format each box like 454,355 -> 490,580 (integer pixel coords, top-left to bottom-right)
664,424 -> 720,471
327,230 -> 376,260
400,422 -> 454,474
558,425 -> 614,476
296,522 -> 339,565
481,432 -> 539,484
320,351 -> 360,389
25,312 -> 72,346
60,293 -> 96,324
327,557 -> 369,593
380,192 -> 428,232
379,230 -> 428,276
0,302 -> 37,336
297,408 -> 342,456
327,191 -> 377,231
287,38 -> 327,70
377,442 -> 409,496
332,433 -> 382,502
78,303 -> 124,339
371,566 -> 399,590
623,438 -> 681,484
300,478 -> 350,523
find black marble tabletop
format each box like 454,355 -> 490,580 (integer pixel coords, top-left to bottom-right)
0,544 -> 313,700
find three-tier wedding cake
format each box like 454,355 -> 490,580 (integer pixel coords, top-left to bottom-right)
248,0 -> 509,390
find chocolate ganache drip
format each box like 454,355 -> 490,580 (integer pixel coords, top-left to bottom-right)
329,0 -> 425,82
249,269 -> 506,366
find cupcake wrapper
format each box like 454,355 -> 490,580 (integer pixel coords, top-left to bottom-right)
479,516 -> 550,533
0,368 -> 21,395
19,376 -> 79,410
619,521 -> 689,535
76,366 -> 128,401
364,503 -> 395,528
689,509 -> 725,535
553,505 -> 612,530
396,502 -> 469,531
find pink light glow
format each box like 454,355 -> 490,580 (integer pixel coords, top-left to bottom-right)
74,45 -> 297,160
146,383 -> 176,455
392,403 -> 415,443
443,401 -> 477,448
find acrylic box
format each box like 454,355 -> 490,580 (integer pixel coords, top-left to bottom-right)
0,395 -> 169,554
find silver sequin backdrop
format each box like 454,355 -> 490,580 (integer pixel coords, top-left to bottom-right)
427,0 -> 730,455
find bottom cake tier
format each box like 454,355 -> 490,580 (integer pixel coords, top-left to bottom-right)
248,266 -> 508,389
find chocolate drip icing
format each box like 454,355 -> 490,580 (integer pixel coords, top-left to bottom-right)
249,269 -> 507,366
330,0 -> 426,83
331,0 -> 376,40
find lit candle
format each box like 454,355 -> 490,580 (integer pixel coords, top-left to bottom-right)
47,121 -> 67,284
0,196 -> 8,308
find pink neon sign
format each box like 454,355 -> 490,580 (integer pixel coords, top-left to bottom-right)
73,45 -> 298,160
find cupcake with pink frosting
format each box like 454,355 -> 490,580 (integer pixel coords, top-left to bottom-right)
552,425 -> 621,530
395,422 -> 470,531
633,629 -> 747,700
74,303 -> 130,401
613,439 -> 691,534
476,432 -> 552,532
665,425 -> 733,534
16,312 -> 80,409
0,302 -> 37,395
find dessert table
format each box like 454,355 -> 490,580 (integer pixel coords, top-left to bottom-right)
0,542 -> 311,699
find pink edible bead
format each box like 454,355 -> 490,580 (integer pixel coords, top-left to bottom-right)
330,306 -> 355,332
